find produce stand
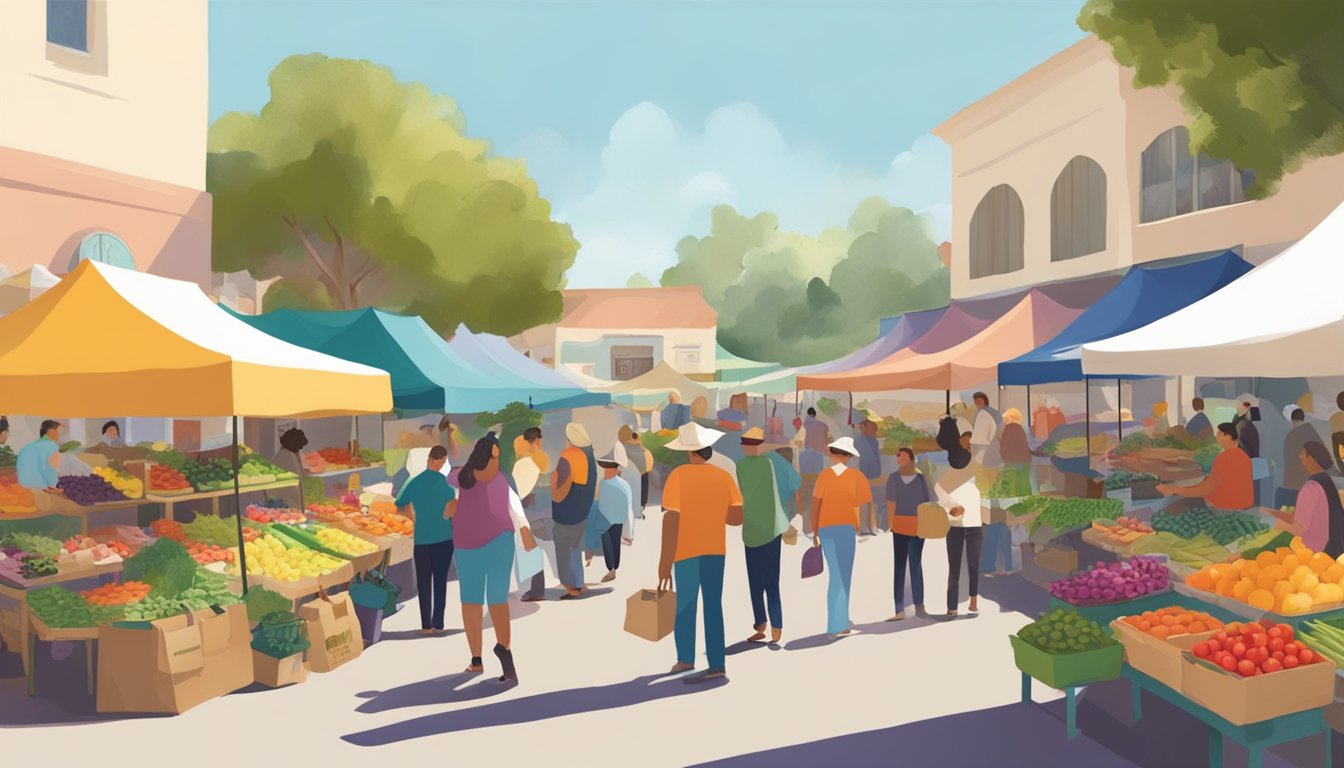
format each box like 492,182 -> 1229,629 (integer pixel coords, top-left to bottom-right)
1012,635 -> 1123,739
18,495 -> 148,535
1050,590 -> 1240,630
0,559 -> 122,688
1124,666 -> 1331,768
1173,582 -> 1344,630
25,615 -> 97,698
147,479 -> 300,523
305,462 -> 386,479
253,561 -> 355,607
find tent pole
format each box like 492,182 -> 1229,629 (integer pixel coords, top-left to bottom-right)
1026,385 -> 1033,432
1085,377 -> 1092,473
232,415 -> 249,595
945,389 -> 951,415
1117,378 -> 1123,441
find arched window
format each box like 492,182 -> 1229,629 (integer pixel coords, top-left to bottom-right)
1141,126 -> 1248,223
69,232 -> 135,271
969,184 -> 1024,279
1051,156 -> 1107,262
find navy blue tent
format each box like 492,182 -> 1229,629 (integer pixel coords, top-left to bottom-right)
998,250 -> 1252,386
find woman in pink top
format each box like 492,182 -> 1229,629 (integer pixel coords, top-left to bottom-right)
1269,441 -> 1344,558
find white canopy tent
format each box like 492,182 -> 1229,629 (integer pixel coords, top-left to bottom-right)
1082,200 -> 1344,378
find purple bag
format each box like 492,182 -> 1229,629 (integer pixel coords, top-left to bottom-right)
801,546 -> 824,579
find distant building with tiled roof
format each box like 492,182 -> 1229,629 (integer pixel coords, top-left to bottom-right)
511,286 -> 717,381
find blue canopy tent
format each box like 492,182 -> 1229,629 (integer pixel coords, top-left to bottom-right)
443,324 -> 611,410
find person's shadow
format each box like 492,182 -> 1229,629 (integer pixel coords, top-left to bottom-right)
342,672 -> 729,747
354,671 -> 514,714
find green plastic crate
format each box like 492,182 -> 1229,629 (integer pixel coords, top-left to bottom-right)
1010,634 -> 1124,689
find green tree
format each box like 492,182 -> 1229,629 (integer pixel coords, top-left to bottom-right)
1079,0 -> 1344,197
665,199 -> 948,366
208,54 -> 578,336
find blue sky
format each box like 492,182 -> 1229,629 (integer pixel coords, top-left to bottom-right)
209,1 -> 1086,286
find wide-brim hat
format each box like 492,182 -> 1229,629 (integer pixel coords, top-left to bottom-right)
666,423 -> 724,452
740,427 -> 766,445
827,436 -> 860,457
565,423 -> 592,448
597,443 -> 628,468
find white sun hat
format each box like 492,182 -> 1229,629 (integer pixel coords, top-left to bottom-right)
827,436 -> 860,457
666,422 -> 724,452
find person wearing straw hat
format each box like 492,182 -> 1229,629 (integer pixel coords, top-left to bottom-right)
588,447 -> 634,583
737,427 -> 799,643
658,422 -> 743,678
810,436 -> 871,637
552,422 -> 598,599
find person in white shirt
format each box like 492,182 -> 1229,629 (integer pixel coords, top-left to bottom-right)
512,428 -> 552,602
970,392 -> 1003,471
936,417 -> 983,618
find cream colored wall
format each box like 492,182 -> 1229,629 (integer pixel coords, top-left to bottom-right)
0,0 -> 208,190
554,327 -> 716,375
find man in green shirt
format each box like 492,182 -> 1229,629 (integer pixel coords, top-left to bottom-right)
736,428 -> 799,644
395,445 -> 457,635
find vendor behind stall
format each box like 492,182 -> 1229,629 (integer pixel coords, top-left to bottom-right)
1156,423 -> 1253,513
17,419 -> 62,491
1266,441 -> 1344,558
100,420 -> 126,448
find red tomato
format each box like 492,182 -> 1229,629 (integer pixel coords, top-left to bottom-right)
1237,659 -> 1257,677
1284,642 -> 1300,656
1277,623 -> 1294,640
1262,657 -> 1283,673
1267,626 -> 1284,640
1301,648 -> 1317,664
1215,632 -> 1230,646
1242,624 -> 1258,638
1272,651 -> 1286,662
1268,637 -> 1285,653
1284,654 -> 1301,669
1194,641 -> 1212,658
1220,654 -> 1238,672
1232,642 -> 1248,658
1208,639 -> 1223,654
1252,634 -> 1269,648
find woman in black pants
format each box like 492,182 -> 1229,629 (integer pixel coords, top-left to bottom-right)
934,418 -> 983,618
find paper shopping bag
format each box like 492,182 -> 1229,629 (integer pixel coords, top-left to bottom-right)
299,588 -> 363,673
917,502 -> 950,540
623,589 -> 675,642
514,535 -> 546,584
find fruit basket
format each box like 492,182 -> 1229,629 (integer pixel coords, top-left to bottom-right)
1010,635 -> 1123,689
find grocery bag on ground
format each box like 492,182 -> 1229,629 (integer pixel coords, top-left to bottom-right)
917,502 -> 951,539
624,588 -> 675,641
299,587 -> 363,673
801,545 -> 824,579
350,551 -> 400,615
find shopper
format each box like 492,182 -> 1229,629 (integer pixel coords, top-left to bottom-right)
551,423 -> 597,599
810,436 -> 871,637
1269,441 -> 1344,557
658,423 -> 743,678
394,445 -> 457,635
1186,398 -> 1213,441
737,427 -> 797,643
1233,398 -> 1262,459
856,419 -> 884,536
448,433 -> 535,682
16,420 -> 62,491
619,425 -> 652,514
886,447 -> 930,620
591,448 -> 633,583
937,418 -> 983,618
513,428 -> 553,602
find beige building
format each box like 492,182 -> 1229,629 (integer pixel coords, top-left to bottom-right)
0,0 -> 210,286
934,36 -> 1344,301
511,286 -> 718,381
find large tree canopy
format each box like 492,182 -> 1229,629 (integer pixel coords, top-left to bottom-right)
663,199 -> 948,366
1080,0 -> 1344,198
209,54 -> 578,336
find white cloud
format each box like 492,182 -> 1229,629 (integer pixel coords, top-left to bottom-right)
510,102 -> 951,287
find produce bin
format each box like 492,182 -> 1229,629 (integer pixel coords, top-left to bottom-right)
1111,620 -> 1215,691
1010,634 -> 1123,689
1179,651 -> 1335,726
252,650 -> 308,688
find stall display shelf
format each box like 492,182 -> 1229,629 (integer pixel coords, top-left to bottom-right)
0,561 -> 121,688
1173,582 -> 1344,628
25,614 -> 98,698
307,462 -> 385,479
147,479 -> 300,522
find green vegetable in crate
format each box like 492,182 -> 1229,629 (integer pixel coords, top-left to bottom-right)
983,465 -> 1033,498
245,586 -> 293,623
1150,508 -> 1267,545
1,532 -> 64,558
122,595 -> 189,622
1104,471 -> 1158,490
177,568 -> 241,612
29,586 -> 93,627
1027,498 -> 1123,534
1299,618 -> 1344,668
181,512 -> 240,547
251,610 -> 311,659
1128,531 -> 1231,569
1017,607 -> 1117,654
0,445 -> 16,468
20,554 -> 59,578
121,538 -> 198,596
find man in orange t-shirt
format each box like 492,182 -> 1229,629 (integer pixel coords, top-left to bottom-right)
811,437 -> 872,637
658,423 -> 743,678
1157,423 -> 1254,512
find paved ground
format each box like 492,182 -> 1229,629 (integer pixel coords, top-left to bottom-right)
3,509 -> 1143,767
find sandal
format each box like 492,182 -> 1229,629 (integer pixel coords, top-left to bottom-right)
494,644 -> 517,682
465,656 -> 484,674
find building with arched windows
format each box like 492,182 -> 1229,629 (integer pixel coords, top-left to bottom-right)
934,36 -> 1344,301
0,1 -> 210,287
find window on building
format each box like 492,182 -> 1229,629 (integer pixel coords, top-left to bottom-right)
1051,156 -> 1107,262
1141,126 -> 1247,223
69,232 -> 135,272
46,0 -> 89,52
969,184 -> 1025,279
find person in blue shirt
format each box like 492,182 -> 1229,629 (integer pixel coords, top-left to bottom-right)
17,420 -> 62,491
394,445 -> 458,635
856,419 -> 884,536
590,448 -> 634,583
661,392 -> 691,432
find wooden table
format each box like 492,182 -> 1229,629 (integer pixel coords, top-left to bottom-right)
25,616 -> 98,698
0,560 -> 122,686
146,479 -> 299,522
305,462 -> 385,479
3,496 -> 148,535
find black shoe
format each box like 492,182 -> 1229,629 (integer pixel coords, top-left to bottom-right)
915,607 -> 929,619
494,643 -> 517,682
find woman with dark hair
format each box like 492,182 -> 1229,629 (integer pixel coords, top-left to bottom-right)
448,433 -> 536,682
100,420 -> 125,448
1268,441 -> 1344,557
0,416 -> 10,446
935,417 -> 982,617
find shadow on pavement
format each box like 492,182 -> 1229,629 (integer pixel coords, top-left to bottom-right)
378,629 -> 465,642
978,573 -> 1051,619
341,672 -> 728,747
353,671 -> 516,714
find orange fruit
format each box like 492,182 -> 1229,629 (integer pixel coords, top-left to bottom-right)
1136,620 -> 1152,632
1149,625 -> 1171,639
1247,589 -> 1275,611
1188,621 -> 1207,633
1282,555 -> 1303,572
1216,578 -> 1238,597
1256,572 -> 1280,591
1256,550 -> 1280,567
1232,581 -> 1255,601
1189,572 -> 1216,591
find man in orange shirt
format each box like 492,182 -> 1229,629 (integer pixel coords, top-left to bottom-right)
811,436 -> 872,637
1157,423 -> 1254,512
658,423 -> 743,678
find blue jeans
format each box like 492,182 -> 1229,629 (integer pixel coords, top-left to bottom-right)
552,521 -> 585,590
674,555 -> 726,670
819,525 -> 856,634
891,533 -> 924,612
744,536 -> 783,630
980,522 -> 1013,573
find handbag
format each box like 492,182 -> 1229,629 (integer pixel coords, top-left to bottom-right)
801,545 -> 824,579
350,551 -> 401,615
514,533 -> 545,584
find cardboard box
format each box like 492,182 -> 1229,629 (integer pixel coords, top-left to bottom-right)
1179,651 -> 1335,725
300,589 -> 363,673
624,589 -> 675,642
252,650 -> 308,688
1111,621 -> 1215,691
97,604 -> 253,714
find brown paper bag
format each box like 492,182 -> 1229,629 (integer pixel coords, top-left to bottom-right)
917,502 -> 950,539
300,587 -> 363,672
98,611 -> 208,714
624,588 -> 675,642
196,604 -> 253,696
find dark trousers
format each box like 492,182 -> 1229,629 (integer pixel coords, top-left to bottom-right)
640,474 -> 650,510
892,533 -> 925,612
413,539 -> 455,630
601,523 -> 623,571
744,535 -> 783,629
946,527 -> 984,613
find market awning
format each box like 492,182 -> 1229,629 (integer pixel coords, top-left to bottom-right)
998,250 -> 1251,386
798,306 -> 947,375
798,290 -> 1081,392
711,367 -> 798,396
603,362 -> 711,407
1083,201 -> 1344,378
0,261 -> 391,417
443,324 -> 610,410
715,342 -> 784,383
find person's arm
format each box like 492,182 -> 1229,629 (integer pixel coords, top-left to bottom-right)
1158,472 -> 1216,499
887,498 -> 897,531
552,459 -> 574,502
507,488 -> 537,550
726,478 -> 745,527
810,494 -> 823,546
658,510 -> 679,591
935,477 -> 965,518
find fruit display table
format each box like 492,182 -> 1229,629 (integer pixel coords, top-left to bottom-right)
1050,591 -> 1241,630
0,559 -> 121,687
1173,583 -> 1344,630
306,462 -> 385,479
1124,665 -> 1332,768
5,495 -> 148,535
147,479 -> 300,522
